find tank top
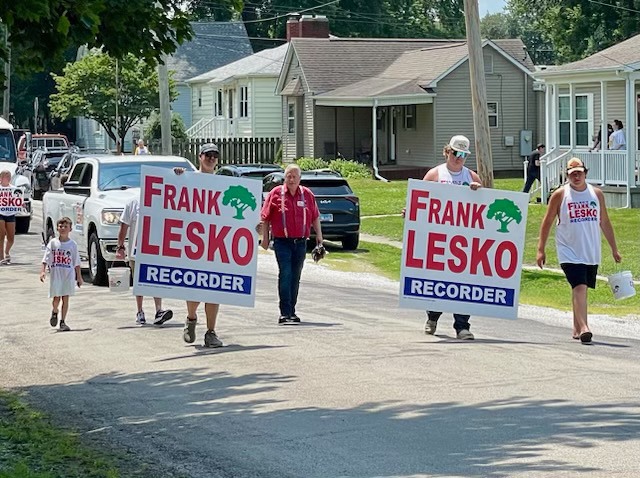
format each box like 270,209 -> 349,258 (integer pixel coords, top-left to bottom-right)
556,184 -> 601,265
436,163 -> 473,186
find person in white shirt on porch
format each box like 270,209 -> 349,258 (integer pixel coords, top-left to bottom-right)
609,119 -> 626,150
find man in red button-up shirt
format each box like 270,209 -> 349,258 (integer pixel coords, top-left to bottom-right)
261,164 -> 323,324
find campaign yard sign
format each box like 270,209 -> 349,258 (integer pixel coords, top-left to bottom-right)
400,179 -> 529,320
0,186 -> 24,216
132,166 -> 262,307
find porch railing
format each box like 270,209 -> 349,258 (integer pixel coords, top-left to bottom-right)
186,117 -> 236,139
540,148 -> 571,204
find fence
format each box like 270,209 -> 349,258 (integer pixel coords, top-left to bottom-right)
149,137 -> 281,165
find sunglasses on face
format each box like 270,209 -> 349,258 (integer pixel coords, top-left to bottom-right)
454,151 -> 468,159
204,152 -> 219,159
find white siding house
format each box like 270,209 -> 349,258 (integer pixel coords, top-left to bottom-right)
186,43 -> 288,139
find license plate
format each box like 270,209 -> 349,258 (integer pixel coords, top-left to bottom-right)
320,213 -> 333,222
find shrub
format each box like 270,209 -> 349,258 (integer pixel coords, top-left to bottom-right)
296,157 -> 329,171
328,159 -> 372,179
144,111 -> 188,141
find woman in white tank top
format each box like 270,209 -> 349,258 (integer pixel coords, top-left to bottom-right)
536,158 -> 621,344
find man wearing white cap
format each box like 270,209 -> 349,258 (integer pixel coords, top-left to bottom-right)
421,135 -> 482,340
537,157 -> 621,344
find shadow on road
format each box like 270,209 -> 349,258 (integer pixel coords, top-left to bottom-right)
19,367 -> 640,477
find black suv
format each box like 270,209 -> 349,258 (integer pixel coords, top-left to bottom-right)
262,170 -> 360,250
216,163 -> 283,180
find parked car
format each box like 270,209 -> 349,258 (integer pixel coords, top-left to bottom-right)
216,163 -> 283,180
17,133 -> 70,162
30,148 -> 69,199
262,170 -> 360,250
0,117 -> 32,233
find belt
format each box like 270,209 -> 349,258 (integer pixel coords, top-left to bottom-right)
274,237 -> 307,243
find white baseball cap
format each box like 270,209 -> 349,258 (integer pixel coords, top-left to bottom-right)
448,135 -> 471,154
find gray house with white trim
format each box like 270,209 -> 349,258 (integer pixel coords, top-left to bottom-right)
276,35 -> 543,177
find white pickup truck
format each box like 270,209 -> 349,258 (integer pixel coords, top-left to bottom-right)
0,117 -> 32,233
42,154 -> 196,285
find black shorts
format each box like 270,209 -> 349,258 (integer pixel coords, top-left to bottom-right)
560,263 -> 598,289
0,214 -> 16,223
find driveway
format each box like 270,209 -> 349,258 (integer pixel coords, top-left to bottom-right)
1,201 -> 640,477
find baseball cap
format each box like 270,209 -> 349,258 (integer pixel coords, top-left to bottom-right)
199,143 -> 219,155
566,157 -> 586,174
448,135 -> 471,154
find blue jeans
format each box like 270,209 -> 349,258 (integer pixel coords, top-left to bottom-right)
273,238 -> 307,317
427,311 -> 471,333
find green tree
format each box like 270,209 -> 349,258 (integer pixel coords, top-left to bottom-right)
486,198 -> 523,233
144,111 -> 188,141
0,0 -> 193,83
222,185 -> 257,220
49,51 -> 177,148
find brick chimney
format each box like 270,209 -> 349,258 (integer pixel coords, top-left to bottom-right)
299,15 -> 330,39
286,14 -> 301,42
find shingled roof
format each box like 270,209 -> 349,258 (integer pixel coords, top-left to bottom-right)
283,37 -> 534,98
166,22 -> 253,82
538,33 -> 640,74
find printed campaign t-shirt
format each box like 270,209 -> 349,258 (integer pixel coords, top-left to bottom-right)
119,198 -> 140,259
43,238 -> 81,297
556,184 -> 601,265
0,186 -> 23,216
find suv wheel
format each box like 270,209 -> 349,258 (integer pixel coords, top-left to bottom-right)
89,232 -> 108,286
342,234 -> 359,251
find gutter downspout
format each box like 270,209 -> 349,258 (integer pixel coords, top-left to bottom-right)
372,99 -> 388,182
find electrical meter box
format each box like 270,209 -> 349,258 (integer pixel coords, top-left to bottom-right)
520,130 -> 533,157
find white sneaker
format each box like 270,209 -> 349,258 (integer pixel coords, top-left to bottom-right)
424,319 -> 438,335
456,329 -> 474,340
136,311 -> 146,325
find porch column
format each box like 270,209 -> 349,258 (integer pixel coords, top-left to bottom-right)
569,83 -> 575,150
544,82 -> 551,148
550,84 -> 557,149
371,100 -> 387,181
626,75 -> 637,194
600,80 -> 606,184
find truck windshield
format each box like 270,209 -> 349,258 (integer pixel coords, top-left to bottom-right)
0,131 -> 17,162
98,161 -> 193,190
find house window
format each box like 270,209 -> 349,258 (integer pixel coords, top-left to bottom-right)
240,86 -> 249,118
484,53 -> 493,74
404,105 -> 416,130
227,89 -> 234,119
215,89 -> 223,116
487,102 -> 498,128
287,102 -> 295,134
558,94 -> 593,147
197,87 -> 202,108
558,95 -> 570,146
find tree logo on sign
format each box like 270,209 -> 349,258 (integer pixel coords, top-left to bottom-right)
222,185 -> 257,219
486,199 -> 523,233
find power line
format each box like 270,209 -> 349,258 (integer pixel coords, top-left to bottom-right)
240,0 -> 340,24
587,0 -> 640,14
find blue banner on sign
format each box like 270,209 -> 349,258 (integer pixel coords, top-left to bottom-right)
139,263 -> 252,295
403,277 -> 514,307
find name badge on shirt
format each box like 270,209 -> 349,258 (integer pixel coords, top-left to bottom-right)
297,200 -> 305,207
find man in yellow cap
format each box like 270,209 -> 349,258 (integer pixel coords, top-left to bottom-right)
536,157 -> 622,343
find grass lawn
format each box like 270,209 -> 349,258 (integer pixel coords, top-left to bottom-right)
342,178 -> 640,315
0,390 -> 163,478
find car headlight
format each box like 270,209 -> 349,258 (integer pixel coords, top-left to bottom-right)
101,209 -> 122,225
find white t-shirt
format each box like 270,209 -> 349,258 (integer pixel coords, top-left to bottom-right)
43,238 -> 81,297
556,184 -> 601,265
436,163 -> 474,186
610,129 -> 626,150
119,197 -> 139,259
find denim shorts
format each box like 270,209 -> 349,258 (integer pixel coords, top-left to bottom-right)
0,214 -> 16,223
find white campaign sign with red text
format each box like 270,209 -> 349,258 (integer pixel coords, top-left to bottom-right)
0,186 -> 24,216
399,179 -> 529,319
132,166 -> 262,307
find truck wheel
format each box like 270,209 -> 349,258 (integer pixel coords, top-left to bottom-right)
89,232 -> 108,286
15,217 -> 31,234
342,233 -> 359,251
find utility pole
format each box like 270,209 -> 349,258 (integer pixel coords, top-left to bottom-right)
115,58 -> 121,154
158,55 -> 172,155
463,0 -> 494,187
2,25 -> 10,119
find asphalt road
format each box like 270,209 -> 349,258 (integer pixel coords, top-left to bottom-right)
1,201 -> 640,477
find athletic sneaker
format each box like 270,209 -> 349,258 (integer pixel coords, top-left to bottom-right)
153,309 -> 173,325
183,318 -> 197,343
59,321 -> 70,332
456,329 -> 475,340
136,311 -> 146,325
278,315 -> 290,325
290,314 -> 301,323
424,319 -> 437,335
204,330 -> 223,348
50,311 -> 59,327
